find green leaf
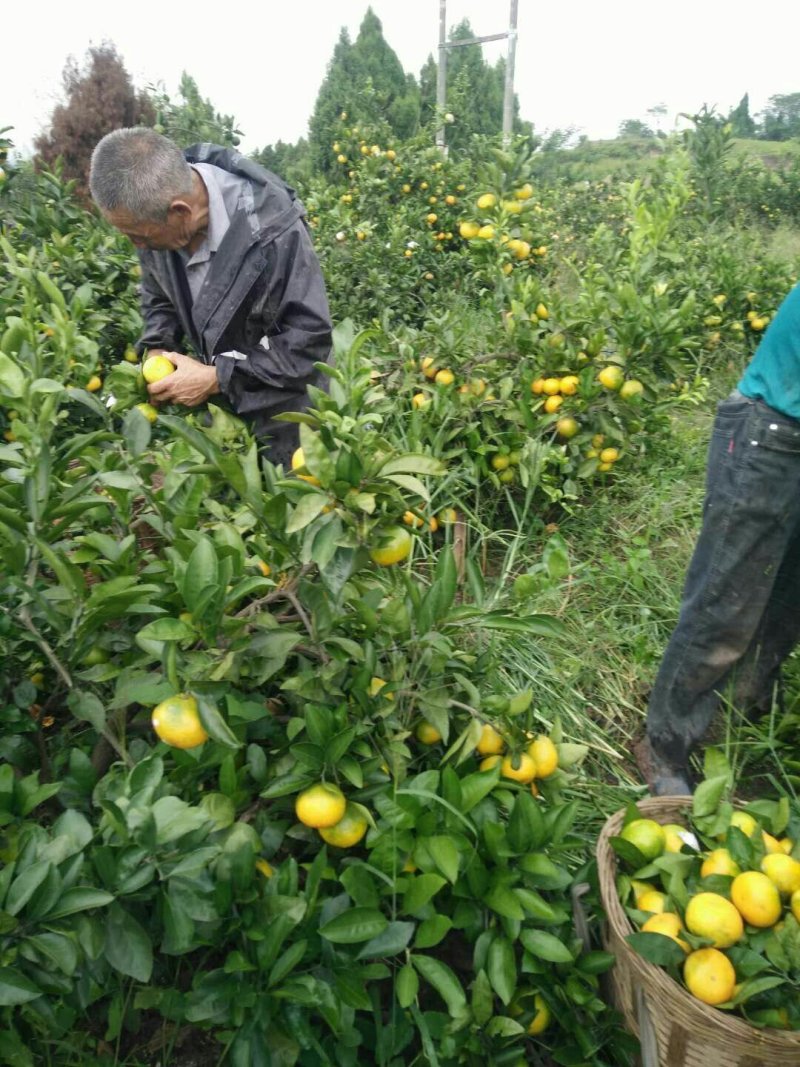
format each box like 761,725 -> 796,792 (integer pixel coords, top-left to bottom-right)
181,537 -> 219,613
458,768 -> 501,814
378,454 -> 446,477
0,967 -> 41,1006
385,473 -> 430,500
519,853 -> 572,889
20,932 -> 78,976
470,968 -> 494,1026
151,796 -> 212,844
730,974 -> 786,1006
319,907 -> 388,944
268,940 -> 308,987
67,689 -> 106,733
196,692 -> 241,749
122,408 -> 152,456
693,775 -> 729,818
395,962 -> 419,1008
97,471 -> 140,490
414,914 -> 453,949
487,936 -> 517,1005
484,885 -> 525,921
0,353 -> 25,399
137,618 -> 194,642
5,862 -> 52,917
47,887 -> 115,919
104,903 -> 153,982
287,493 -> 328,534
625,932 -> 687,967
356,921 -> 415,959
489,1016 -> 528,1038
402,873 -> 447,915
428,835 -> 460,884
520,929 -> 575,964
412,955 -> 467,1015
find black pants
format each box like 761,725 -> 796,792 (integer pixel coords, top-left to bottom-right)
647,391 -> 800,765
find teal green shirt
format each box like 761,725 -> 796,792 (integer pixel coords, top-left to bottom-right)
739,282 -> 800,418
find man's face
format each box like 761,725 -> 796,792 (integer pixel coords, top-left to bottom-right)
105,204 -> 192,251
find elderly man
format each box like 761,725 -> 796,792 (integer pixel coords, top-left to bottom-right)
89,127 -> 332,465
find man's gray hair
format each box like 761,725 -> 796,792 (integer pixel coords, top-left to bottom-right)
89,127 -> 194,222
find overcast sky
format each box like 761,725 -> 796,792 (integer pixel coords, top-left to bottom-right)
4,1 -> 800,156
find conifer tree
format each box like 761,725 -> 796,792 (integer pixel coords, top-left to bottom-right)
308,9 -> 420,174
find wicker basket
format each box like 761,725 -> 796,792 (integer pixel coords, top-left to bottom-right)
597,795 -> 800,1067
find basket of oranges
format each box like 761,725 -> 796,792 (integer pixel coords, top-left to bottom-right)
597,790 -> 800,1067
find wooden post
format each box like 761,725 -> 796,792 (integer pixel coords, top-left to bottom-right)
435,3 -> 518,150
502,0 -> 519,147
436,0 -> 447,154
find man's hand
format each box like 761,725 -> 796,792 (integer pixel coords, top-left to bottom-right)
147,352 -> 221,407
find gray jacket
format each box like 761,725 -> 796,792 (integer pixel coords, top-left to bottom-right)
135,144 -> 332,443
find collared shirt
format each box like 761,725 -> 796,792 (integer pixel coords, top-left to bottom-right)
178,163 -> 249,303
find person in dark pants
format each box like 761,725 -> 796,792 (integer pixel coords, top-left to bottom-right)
89,128 -> 332,467
645,282 -> 800,795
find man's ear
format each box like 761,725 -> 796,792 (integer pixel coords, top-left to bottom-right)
167,199 -> 193,220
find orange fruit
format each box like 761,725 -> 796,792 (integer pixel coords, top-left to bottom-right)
642,912 -> 689,952
684,948 -> 736,1005
476,723 -> 505,755
637,890 -> 667,914
527,735 -> 558,778
700,849 -> 741,879
527,993 -> 550,1035
555,416 -> 579,440
760,854 -> 800,896
620,819 -> 666,861
291,447 -> 321,486
142,354 -> 175,383
135,402 -> 158,423
319,803 -> 368,847
500,752 -> 537,783
685,892 -> 743,947
731,871 -> 782,926
151,693 -> 208,749
662,823 -> 689,853
295,783 -> 347,828
255,858 -> 274,878
415,720 -> 442,744
369,526 -> 412,567
597,365 -> 624,390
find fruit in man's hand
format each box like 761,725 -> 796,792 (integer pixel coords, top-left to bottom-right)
142,354 -> 176,383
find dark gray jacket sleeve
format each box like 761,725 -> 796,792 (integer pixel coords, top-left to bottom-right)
135,258 -> 185,355
214,221 -> 332,415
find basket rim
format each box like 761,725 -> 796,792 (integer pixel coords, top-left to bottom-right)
596,794 -> 800,1050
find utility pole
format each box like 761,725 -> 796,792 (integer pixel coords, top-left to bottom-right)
435,0 -> 520,153
502,0 -> 519,147
435,0 -> 447,153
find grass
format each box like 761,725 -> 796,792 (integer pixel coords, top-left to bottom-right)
493,381 -> 800,811
478,400 -> 711,797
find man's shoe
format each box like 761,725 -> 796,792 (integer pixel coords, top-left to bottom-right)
651,771 -> 692,797
634,734 -> 693,797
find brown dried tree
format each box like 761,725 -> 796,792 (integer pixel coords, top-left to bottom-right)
35,42 -> 155,199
